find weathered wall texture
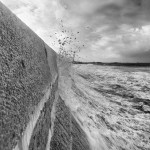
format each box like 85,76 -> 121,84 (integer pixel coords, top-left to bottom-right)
0,2 -> 58,149
50,96 -> 91,150
0,2 -> 91,150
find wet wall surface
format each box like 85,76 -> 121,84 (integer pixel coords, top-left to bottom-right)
0,2 -> 91,150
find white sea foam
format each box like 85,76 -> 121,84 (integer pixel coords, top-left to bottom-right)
59,63 -> 150,150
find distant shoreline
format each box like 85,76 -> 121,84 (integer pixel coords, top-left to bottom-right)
72,61 -> 150,67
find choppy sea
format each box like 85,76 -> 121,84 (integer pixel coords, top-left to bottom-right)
59,64 -> 150,150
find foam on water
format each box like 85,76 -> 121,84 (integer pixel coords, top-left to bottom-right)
59,63 -> 150,150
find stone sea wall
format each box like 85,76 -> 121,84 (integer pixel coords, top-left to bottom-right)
0,2 -> 91,150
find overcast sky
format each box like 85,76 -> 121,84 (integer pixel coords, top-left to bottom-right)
1,0 -> 150,62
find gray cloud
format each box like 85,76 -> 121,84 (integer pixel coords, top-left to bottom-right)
59,0 -> 150,30
1,0 -> 150,62
59,0 -> 150,62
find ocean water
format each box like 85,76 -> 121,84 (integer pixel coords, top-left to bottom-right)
59,64 -> 150,150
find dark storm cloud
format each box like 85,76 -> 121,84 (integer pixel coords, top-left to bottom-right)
2,0 -> 150,62
59,0 -> 150,28
58,0 -> 150,62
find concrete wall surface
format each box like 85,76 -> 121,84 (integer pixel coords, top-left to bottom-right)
0,2 -> 91,150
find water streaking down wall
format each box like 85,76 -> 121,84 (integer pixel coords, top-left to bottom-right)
0,2 -> 91,150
